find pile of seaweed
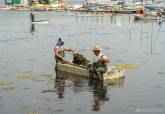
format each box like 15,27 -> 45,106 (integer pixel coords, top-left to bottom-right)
72,53 -> 90,67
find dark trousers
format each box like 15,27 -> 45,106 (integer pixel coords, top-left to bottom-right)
30,15 -> 35,22
89,66 -> 106,81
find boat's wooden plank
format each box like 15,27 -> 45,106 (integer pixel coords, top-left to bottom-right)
57,63 -> 89,77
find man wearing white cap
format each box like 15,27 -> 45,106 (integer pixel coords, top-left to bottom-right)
89,45 -> 110,81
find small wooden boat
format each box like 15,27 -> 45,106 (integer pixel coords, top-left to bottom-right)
56,62 -> 125,80
31,20 -> 49,24
134,14 -> 161,20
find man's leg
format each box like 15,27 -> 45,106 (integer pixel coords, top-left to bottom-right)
89,67 -> 97,79
95,67 -> 106,81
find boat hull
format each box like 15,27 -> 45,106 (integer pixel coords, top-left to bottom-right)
56,63 -> 125,80
31,20 -> 49,24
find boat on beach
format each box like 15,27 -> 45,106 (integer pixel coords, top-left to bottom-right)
56,62 -> 125,80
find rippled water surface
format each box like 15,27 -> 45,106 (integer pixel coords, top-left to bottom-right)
0,10 -> 165,114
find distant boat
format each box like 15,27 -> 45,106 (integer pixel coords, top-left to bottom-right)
0,7 -> 12,10
113,10 -> 135,14
134,14 -> 162,20
31,20 -> 49,24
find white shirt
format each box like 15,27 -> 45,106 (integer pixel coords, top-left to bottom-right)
94,53 -> 108,62
55,45 -> 64,51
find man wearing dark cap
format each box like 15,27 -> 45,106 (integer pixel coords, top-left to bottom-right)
54,38 -> 74,63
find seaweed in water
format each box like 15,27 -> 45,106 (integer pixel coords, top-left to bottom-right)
72,53 -> 90,67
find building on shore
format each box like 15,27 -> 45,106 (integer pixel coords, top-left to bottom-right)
1,0 -> 164,6
0,0 -> 29,6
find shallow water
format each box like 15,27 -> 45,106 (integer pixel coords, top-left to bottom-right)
0,10 -> 165,114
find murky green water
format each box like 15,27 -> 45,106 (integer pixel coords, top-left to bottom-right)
0,10 -> 165,114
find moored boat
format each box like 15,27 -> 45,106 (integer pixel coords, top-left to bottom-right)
56,62 -> 125,80
134,14 -> 161,20
113,10 -> 135,14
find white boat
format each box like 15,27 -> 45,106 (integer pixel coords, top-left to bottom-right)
31,20 -> 49,24
56,62 -> 125,80
0,7 -> 12,10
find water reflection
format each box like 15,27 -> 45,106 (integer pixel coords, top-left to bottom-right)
89,78 -> 124,111
55,69 -> 88,93
54,76 -> 65,99
55,69 -> 125,111
132,19 -> 164,54
74,13 -> 117,24
89,79 -> 109,111
30,24 -> 35,35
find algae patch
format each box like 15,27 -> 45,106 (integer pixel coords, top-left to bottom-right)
0,81 -> 14,85
18,74 -> 45,82
3,87 -> 14,91
115,64 -> 138,69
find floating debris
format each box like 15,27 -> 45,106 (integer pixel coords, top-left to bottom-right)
115,64 -> 138,69
3,87 -> 14,91
39,74 -> 52,77
18,74 -> 45,82
82,31 -> 91,35
41,89 -> 56,93
153,85 -> 162,89
55,109 -> 64,112
23,87 -> 31,90
28,112 -> 40,114
157,72 -> 165,75
18,74 -> 37,81
0,81 -> 14,85
32,79 -> 45,82
20,105 -> 30,110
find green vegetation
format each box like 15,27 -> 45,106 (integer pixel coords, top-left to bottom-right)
40,0 -> 58,4
40,0 -> 50,4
